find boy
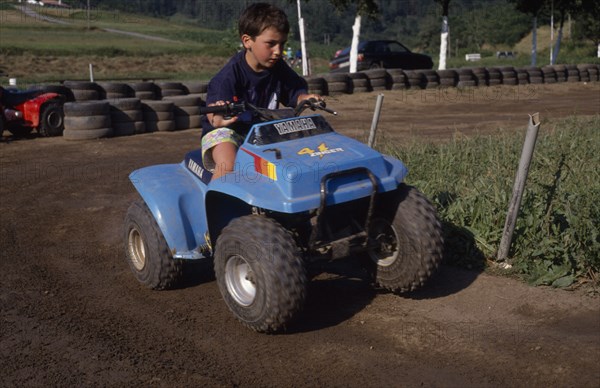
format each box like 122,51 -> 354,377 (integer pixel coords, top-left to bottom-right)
202,2 -> 321,180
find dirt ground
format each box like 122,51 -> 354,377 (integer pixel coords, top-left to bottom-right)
1,82 -> 599,387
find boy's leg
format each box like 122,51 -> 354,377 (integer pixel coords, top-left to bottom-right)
210,142 -> 237,180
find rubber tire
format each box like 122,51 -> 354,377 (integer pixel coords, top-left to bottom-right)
65,115 -> 111,130
63,127 -> 113,140
64,101 -> 110,117
124,201 -> 183,290
214,215 -> 307,333
38,101 -> 65,137
367,184 -> 443,293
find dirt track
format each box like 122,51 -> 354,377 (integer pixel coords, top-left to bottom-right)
1,82 -> 599,387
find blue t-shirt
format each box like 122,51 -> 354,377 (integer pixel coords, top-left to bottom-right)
202,50 -> 308,136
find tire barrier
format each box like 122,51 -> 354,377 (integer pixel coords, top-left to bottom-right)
97,82 -> 135,100
348,71 -> 372,92
141,100 -> 176,132
306,77 -> 326,95
565,65 -> 580,82
363,69 -> 390,91
163,95 -> 203,130
322,73 -> 351,95
499,66 -> 518,85
386,69 -> 407,90
155,82 -> 188,98
457,68 -> 476,88
21,61 -> 597,140
541,66 -> 558,84
109,98 -> 145,137
129,82 -> 158,100
437,69 -> 458,88
63,101 -> 113,140
63,81 -> 101,101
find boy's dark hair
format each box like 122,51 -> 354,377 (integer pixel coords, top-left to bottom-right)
238,2 -> 290,38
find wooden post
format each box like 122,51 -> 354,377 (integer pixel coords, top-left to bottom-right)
367,94 -> 384,148
497,113 -> 541,263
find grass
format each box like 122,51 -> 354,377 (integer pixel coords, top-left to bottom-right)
381,115 -> 600,288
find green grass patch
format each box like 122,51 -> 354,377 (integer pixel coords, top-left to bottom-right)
381,116 -> 600,287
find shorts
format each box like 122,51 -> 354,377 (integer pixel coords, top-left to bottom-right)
201,128 -> 244,172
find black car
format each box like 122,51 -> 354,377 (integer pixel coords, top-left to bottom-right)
329,40 -> 433,72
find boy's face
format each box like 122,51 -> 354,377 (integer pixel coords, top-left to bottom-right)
242,27 -> 287,72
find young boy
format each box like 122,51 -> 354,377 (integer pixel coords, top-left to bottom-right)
202,2 -> 321,180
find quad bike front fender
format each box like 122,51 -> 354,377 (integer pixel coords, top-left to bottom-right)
16,93 -> 64,128
206,154 -> 408,213
129,162 -> 209,259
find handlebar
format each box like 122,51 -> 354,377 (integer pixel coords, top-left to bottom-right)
199,98 -> 336,120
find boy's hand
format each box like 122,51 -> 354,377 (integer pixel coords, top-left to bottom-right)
297,93 -> 322,105
207,100 -> 239,128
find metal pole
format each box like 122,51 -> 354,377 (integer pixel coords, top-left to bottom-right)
367,94 -> 384,148
497,113 -> 541,263
89,63 -> 94,82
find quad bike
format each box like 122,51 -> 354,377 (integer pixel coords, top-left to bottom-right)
0,86 -> 65,137
124,99 -> 444,333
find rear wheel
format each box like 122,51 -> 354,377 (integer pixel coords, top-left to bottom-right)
215,215 -> 307,333
367,184 -> 443,293
123,201 -> 183,290
38,101 -> 64,137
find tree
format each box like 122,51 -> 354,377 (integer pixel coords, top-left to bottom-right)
323,0 -> 379,73
509,0 -> 546,66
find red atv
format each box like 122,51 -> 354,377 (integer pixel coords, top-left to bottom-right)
0,86 -> 65,137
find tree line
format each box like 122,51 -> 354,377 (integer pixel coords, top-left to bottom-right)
75,0 -> 598,57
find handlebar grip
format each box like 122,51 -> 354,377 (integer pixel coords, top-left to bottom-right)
199,105 -> 230,115
199,102 -> 246,116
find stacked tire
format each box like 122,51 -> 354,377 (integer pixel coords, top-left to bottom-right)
421,69 -> 439,88
541,66 -> 557,84
499,66 -> 518,85
182,81 -> 209,100
63,101 -> 112,140
323,73 -> 351,95
156,82 -> 188,98
142,100 -> 175,132
515,68 -> 530,84
63,81 -> 101,101
163,95 -> 203,130
471,67 -> 488,86
348,72 -> 371,93
306,77 -> 326,95
552,65 -> 567,82
487,67 -> 502,86
110,98 -> 145,137
405,70 -> 426,89
585,64 -> 599,81
577,64 -> 591,82
363,69 -> 389,91
129,82 -> 158,100
97,82 -> 135,100
386,69 -> 407,90
565,65 -> 580,82
525,66 -> 544,84
438,69 -> 458,88
457,68 -> 476,87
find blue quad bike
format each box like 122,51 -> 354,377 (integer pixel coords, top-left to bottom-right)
124,99 -> 444,333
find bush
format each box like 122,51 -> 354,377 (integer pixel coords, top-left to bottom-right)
383,116 -> 600,287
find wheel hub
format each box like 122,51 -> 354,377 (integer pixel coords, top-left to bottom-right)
128,228 -> 146,271
225,255 -> 256,307
46,110 -> 63,129
368,219 -> 399,267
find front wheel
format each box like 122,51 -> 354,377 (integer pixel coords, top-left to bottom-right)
38,101 -> 64,137
367,184 -> 444,293
215,215 -> 307,333
123,201 -> 183,290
